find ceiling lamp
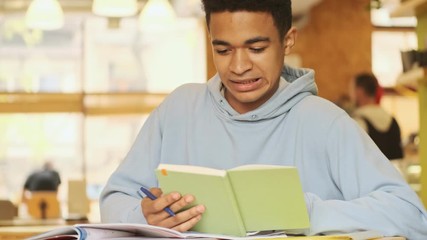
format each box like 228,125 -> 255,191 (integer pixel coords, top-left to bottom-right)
139,0 -> 176,31
25,0 -> 64,30
92,0 -> 138,17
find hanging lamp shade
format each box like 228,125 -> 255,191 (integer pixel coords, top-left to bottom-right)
92,0 -> 138,17
139,0 -> 176,31
25,0 -> 64,30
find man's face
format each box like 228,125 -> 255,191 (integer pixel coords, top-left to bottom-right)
209,11 -> 296,113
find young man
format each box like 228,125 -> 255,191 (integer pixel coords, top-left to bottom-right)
101,0 -> 427,238
351,73 -> 404,160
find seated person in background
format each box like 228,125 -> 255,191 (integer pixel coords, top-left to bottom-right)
351,73 -> 404,161
22,161 -> 62,219
100,0 -> 427,238
23,161 -> 61,199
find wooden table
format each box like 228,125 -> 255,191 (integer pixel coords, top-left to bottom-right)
0,225 -> 59,240
0,218 -> 89,239
0,218 -> 66,227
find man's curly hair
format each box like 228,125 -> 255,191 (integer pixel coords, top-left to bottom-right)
201,0 -> 292,41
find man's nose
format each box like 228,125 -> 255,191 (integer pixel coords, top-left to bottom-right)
229,49 -> 253,75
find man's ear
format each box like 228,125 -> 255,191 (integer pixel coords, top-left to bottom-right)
283,27 -> 297,55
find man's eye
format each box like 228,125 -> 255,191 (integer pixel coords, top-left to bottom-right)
215,49 -> 230,55
250,47 -> 266,53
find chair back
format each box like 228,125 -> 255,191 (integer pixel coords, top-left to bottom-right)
26,191 -> 61,219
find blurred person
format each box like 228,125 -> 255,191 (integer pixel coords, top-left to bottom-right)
22,161 -> 61,202
351,73 -> 404,161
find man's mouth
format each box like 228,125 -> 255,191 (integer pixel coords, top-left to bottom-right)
231,78 -> 261,84
229,78 -> 262,91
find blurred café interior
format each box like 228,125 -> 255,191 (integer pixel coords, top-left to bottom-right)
0,0 -> 426,228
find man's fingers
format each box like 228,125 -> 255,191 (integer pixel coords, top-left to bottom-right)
150,187 -> 162,197
147,194 -> 196,224
142,191 -> 182,224
140,188 -> 205,231
169,194 -> 195,213
161,205 -> 206,230
151,192 -> 180,213
172,214 -> 203,232
142,197 -> 166,224
144,191 -> 180,215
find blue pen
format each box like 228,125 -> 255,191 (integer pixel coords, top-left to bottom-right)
140,186 -> 175,217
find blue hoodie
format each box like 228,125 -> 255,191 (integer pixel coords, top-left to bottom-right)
101,66 -> 427,239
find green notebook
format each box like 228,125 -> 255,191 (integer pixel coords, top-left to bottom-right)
155,164 -> 310,237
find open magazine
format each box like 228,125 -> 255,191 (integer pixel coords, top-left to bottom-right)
27,223 -> 289,240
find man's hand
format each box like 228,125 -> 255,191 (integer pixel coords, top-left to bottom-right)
141,187 -> 205,232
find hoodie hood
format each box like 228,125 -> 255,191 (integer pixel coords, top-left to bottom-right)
207,65 -> 318,121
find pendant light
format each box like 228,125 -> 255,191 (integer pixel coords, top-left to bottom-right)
25,0 -> 64,30
139,0 -> 176,32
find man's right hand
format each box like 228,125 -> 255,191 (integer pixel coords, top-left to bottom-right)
141,187 -> 205,232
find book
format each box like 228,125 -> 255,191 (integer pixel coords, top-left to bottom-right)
155,164 -> 310,237
26,222 -> 289,240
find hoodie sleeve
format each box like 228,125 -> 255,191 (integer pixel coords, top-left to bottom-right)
99,107 -> 162,223
307,114 -> 427,238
